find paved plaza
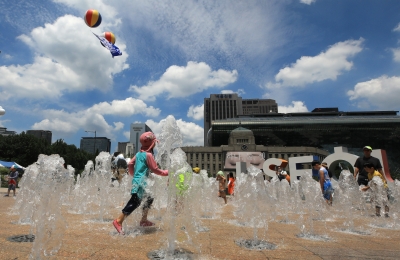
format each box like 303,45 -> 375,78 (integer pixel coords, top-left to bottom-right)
1,188 -> 400,260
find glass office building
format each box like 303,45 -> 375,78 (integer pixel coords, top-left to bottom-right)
209,110 -> 400,176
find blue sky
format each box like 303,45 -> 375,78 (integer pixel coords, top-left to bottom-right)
1,0 -> 400,152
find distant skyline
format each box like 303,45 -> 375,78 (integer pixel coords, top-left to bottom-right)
1,0 -> 400,152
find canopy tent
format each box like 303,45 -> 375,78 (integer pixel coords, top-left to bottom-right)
0,160 -> 26,172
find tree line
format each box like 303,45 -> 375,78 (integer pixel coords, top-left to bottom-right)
0,132 -> 96,174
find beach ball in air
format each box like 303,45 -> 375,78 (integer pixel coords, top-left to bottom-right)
102,32 -> 116,44
84,9 -> 102,28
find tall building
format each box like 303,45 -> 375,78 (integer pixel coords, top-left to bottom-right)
203,94 -> 278,145
27,130 -> 52,144
0,127 -> 16,137
80,137 -> 111,155
130,123 -> 153,154
181,127 -> 328,177
117,141 -> 135,157
207,108 -> 400,174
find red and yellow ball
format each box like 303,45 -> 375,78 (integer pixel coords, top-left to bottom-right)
84,9 -> 102,28
102,32 -> 116,44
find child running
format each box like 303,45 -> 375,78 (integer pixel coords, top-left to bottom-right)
113,132 -> 168,235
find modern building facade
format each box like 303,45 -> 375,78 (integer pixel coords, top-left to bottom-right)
203,94 -> 278,145
26,130 -> 52,144
181,127 -> 329,177
207,109 -> 400,175
80,137 -> 111,155
117,141 -> 135,157
0,127 -> 16,137
130,123 -> 153,154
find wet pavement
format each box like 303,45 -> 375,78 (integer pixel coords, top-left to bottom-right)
1,188 -> 400,260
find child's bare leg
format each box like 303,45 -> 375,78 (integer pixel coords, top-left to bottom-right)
141,208 -> 149,222
116,213 -> 126,225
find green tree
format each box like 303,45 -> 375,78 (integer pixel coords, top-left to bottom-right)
0,134 -> 94,175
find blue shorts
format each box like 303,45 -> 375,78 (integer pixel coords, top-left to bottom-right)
323,181 -> 333,200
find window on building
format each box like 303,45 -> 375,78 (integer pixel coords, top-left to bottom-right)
269,154 -> 272,158
213,164 -> 216,170
294,154 -> 297,157
201,153 -> 204,160
281,154 -> 285,159
201,164 -> 204,169
213,154 -> 216,160
207,154 -> 210,160
219,164 -> 221,170
300,154 -> 304,156
275,154 -> 278,158
196,154 -> 199,160
218,154 -> 221,160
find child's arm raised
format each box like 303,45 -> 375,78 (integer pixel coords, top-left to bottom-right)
146,153 -> 168,176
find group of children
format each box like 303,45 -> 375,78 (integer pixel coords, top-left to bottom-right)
312,159 -> 390,217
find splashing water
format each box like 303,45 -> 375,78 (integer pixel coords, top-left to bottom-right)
28,154 -> 71,259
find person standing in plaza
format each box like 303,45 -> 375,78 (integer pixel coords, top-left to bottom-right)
4,165 -> 18,197
216,171 -> 227,204
312,160 -> 333,205
112,132 -> 168,235
353,146 -> 384,186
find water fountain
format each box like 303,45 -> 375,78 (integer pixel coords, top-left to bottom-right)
28,154 -> 71,259
295,172 -> 330,241
234,166 -> 276,250
335,169 -> 371,235
6,116 -> 400,258
148,115 -> 198,259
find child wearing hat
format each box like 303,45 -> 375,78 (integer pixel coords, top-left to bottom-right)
113,132 -> 168,235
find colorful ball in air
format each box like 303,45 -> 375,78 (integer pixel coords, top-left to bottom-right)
102,32 -> 116,44
84,9 -> 102,28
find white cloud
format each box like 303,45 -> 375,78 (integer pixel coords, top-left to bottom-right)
0,119 -> 10,127
221,89 -> 246,95
88,98 -> 161,117
145,118 -> 204,146
123,131 -> 130,140
0,15 -> 128,100
53,0 -> 119,25
267,38 -> 364,88
300,0 -> 316,4
129,61 -> 238,101
187,104 -> 204,120
393,23 -> 400,32
392,48 -> 400,62
113,122 -> 124,131
31,97 -> 160,137
278,101 -> 309,113
347,75 -> 400,110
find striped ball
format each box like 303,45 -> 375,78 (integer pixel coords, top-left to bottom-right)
84,9 -> 102,28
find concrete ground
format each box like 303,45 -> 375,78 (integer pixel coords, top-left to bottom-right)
1,187 -> 400,260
